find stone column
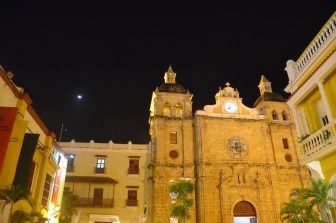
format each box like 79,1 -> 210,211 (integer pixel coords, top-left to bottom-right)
317,80 -> 334,123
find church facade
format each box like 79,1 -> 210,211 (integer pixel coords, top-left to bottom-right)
147,66 -> 311,223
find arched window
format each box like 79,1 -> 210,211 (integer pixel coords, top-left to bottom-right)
282,111 -> 288,121
175,104 -> 183,117
272,110 -> 278,120
163,103 -> 170,116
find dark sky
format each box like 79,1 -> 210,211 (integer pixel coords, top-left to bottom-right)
0,2 -> 335,143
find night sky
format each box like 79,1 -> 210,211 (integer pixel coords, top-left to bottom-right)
1,2 -> 335,143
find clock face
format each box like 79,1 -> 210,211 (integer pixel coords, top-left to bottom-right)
224,102 -> 238,113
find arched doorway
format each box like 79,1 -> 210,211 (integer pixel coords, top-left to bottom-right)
233,201 -> 257,223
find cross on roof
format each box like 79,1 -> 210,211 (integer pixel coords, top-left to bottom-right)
225,82 -> 231,87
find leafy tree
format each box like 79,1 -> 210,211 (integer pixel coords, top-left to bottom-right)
168,179 -> 194,223
304,179 -> 336,223
280,189 -> 321,223
59,191 -> 78,223
281,179 -> 336,223
0,185 -> 30,223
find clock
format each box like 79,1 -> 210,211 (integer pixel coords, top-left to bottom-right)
224,102 -> 238,113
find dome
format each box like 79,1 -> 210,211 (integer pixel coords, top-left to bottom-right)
253,92 -> 287,107
158,83 -> 187,94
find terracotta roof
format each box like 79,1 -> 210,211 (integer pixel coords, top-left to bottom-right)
253,92 -> 287,107
66,176 -> 118,184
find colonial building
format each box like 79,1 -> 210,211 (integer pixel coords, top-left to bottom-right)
284,11 -> 336,221
60,140 -> 150,223
147,66 -> 311,223
0,66 -> 67,223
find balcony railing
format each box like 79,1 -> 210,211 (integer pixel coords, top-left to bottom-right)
126,199 -> 138,207
76,198 -> 114,207
94,167 -> 106,174
128,168 -> 140,174
294,12 -> 336,76
67,165 -> 74,173
300,121 -> 336,163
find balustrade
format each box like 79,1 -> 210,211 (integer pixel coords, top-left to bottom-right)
300,121 -> 336,162
76,198 -> 114,207
294,13 -> 336,76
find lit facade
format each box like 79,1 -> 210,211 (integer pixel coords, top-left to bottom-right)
147,66 -> 311,223
60,140 -> 150,223
0,66 -> 67,223
284,11 -> 336,221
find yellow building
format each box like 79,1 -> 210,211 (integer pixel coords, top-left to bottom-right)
0,66 -> 67,223
147,66 -> 310,223
284,11 -> 336,221
60,140 -> 150,223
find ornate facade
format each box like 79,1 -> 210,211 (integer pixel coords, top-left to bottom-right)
147,66 -> 311,223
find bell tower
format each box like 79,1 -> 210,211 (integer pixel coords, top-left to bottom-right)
147,65 -> 195,223
258,75 -> 273,95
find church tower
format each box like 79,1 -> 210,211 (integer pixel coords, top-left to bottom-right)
147,66 -> 195,223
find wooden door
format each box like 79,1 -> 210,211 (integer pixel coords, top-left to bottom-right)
93,188 -> 103,206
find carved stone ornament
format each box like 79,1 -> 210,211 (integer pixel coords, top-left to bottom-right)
226,137 -> 248,158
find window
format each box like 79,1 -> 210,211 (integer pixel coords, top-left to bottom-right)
282,138 -> 289,149
170,132 -> 177,144
128,159 -> 139,174
95,158 -> 105,174
66,154 -> 75,172
322,115 -> 329,126
272,110 -> 278,120
27,162 -> 36,192
175,105 -> 183,117
42,174 -> 52,206
127,190 -> 138,206
282,111 -> 288,121
163,103 -> 170,116
316,100 -> 329,126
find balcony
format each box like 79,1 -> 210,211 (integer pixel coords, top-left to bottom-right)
128,168 -> 139,175
294,13 -> 336,77
126,199 -> 138,207
299,121 -> 336,163
94,167 -> 106,174
76,198 -> 114,208
67,165 -> 74,173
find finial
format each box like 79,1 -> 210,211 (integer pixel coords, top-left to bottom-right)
167,64 -> 174,73
164,64 -> 176,84
260,75 -> 270,83
225,82 -> 231,87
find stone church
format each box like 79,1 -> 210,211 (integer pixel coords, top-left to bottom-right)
147,66 -> 311,223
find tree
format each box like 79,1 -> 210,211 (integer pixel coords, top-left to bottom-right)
0,185 -> 31,223
280,189 -> 321,223
304,179 -> 336,223
168,179 -> 194,223
59,191 -> 78,223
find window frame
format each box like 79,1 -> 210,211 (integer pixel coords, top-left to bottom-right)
96,158 -> 105,169
170,131 -> 177,144
128,159 -> 140,174
282,138 -> 289,149
66,154 -> 75,172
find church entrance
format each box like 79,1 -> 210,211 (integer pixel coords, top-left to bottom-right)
233,201 -> 258,223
